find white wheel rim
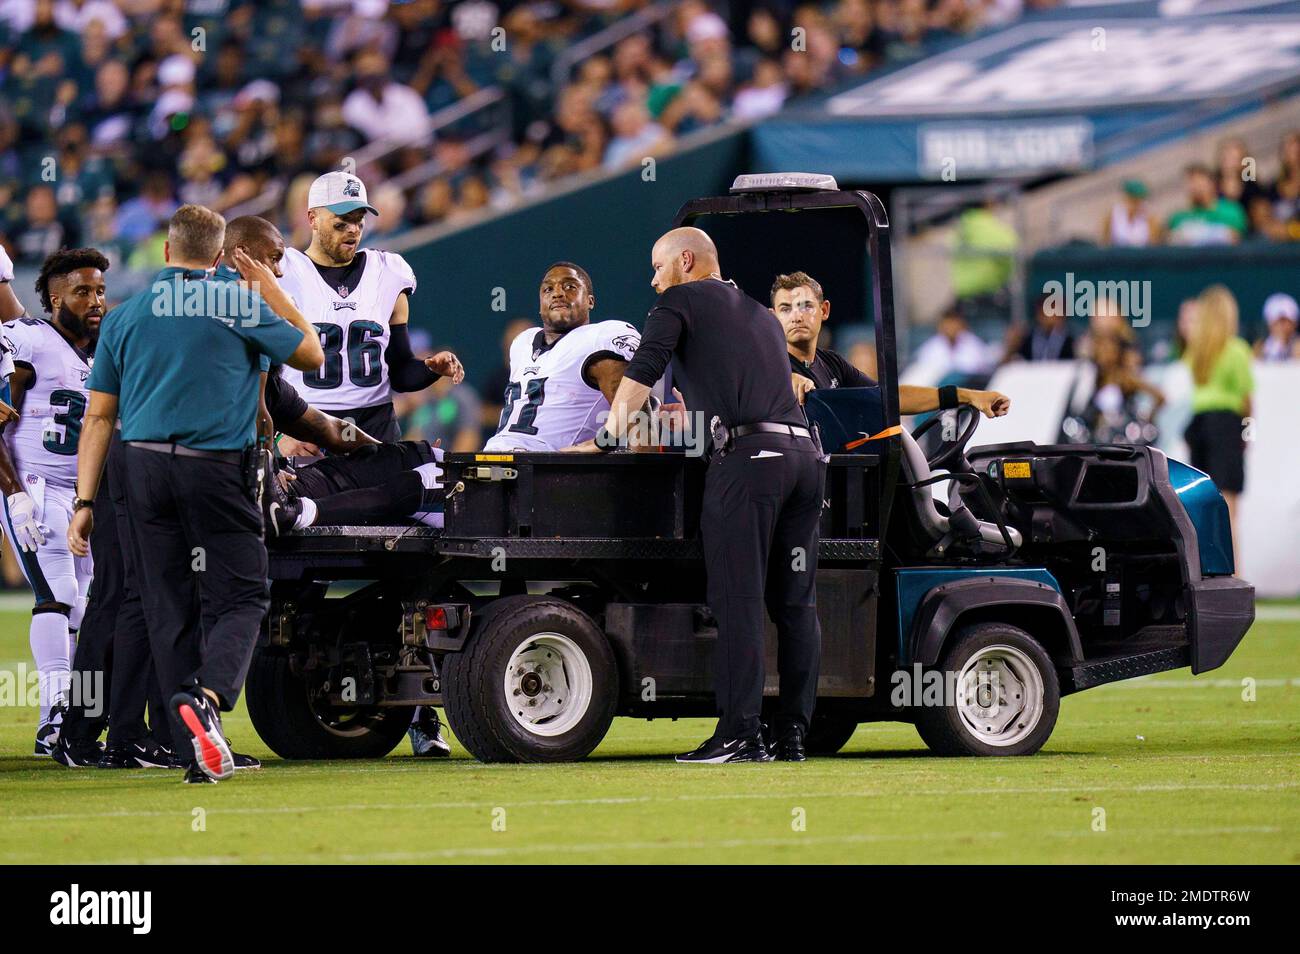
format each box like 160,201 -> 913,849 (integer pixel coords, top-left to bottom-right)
955,644 -> 1045,747
503,632 -> 593,737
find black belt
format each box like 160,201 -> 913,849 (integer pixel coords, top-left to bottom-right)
731,422 -> 811,440
124,441 -> 243,464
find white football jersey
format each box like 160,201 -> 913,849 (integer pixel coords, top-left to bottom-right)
0,243 -> 13,283
484,320 -> 641,452
276,246 -> 416,410
1,318 -> 93,486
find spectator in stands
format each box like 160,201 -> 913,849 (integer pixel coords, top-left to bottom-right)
1003,293 -> 1076,363
1167,163 -> 1246,245
342,49 -> 431,145
603,100 -> 671,170
14,184 -> 76,264
1216,137 -> 1268,237
914,304 -> 996,378
1256,292 -> 1300,361
1183,285 -> 1253,565
114,170 -> 177,245
732,57 -> 788,120
1101,180 -> 1159,247
1254,131 -> 1300,241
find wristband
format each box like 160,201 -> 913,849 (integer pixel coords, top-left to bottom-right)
938,385 -> 959,410
593,427 -> 616,453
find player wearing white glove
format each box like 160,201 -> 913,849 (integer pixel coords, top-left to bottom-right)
0,248 -> 107,755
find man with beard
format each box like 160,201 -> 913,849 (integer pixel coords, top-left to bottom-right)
0,248 -> 105,755
276,171 -> 463,445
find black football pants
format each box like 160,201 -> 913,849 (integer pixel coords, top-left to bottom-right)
700,433 -> 826,739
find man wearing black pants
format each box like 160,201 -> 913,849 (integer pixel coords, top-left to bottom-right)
56,433 -> 175,768
69,204 -> 325,783
570,227 -> 826,764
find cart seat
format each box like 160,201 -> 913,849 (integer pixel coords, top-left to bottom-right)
898,427 -> 1022,556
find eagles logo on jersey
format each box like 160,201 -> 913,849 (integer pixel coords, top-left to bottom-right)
484,320 -> 641,453
275,246 -> 415,409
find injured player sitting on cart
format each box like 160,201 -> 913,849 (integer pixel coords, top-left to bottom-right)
260,259 -> 643,533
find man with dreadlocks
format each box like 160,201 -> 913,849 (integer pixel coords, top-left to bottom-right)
0,247 -> 107,755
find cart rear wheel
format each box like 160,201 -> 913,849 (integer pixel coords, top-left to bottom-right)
913,622 -> 1059,757
442,596 -> 618,763
245,648 -> 414,760
804,712 -> 860,755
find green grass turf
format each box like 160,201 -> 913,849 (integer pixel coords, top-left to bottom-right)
0,605 -> 1295,865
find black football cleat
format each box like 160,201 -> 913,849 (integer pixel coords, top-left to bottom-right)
408,709 -> 451,758
34,701 -> 66,756
97,738 -> 176,769
183,764 -> 217,784
230,746 -> 261,770
675,734 -> 772,764
51,736 -> 104,768
171,689 -> 234,781
769,724 -> 807,762
262,454 -> 301,537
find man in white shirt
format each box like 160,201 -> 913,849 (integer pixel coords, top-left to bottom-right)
341,50 -> 431,145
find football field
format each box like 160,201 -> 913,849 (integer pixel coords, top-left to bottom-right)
0,604 -> 1295,865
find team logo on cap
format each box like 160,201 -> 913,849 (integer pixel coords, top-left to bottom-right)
342,178 -> 361,198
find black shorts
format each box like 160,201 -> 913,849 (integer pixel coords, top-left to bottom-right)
1184,410 -> 1246,494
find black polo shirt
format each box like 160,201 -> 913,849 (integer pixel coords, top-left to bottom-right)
789,348 -> 876,390
624,278 -> 804,430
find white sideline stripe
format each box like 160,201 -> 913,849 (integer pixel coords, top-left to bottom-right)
1097,676 -> 1300,689
5,780 -> 1296,824
47,825 -> 1285,865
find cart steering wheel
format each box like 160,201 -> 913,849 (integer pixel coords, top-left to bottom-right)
911,404 -> 981,473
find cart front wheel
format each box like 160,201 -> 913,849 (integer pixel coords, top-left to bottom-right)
913,622 -> 1060,756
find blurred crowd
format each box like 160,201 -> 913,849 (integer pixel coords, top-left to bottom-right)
0,0 -> 1055,270
1102,133 -> 1300,248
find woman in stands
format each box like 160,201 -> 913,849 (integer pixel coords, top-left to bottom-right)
1183,285 -> 1254,568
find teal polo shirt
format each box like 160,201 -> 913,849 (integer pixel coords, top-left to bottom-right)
89,266 -> 304,450
213,264 -> 274,373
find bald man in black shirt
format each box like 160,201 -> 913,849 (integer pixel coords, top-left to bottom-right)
570,228 -> 825,764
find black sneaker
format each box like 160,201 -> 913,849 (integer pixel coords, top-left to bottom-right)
230,747 -> 261,770
170,689 -> 234,781
262,453 -> 301,536
408,709 -> 451,758
97,738 -> 175,769
52,736 -> 104,768
675,734 -> 772,764
183,764 -> 217,784
770,724 -> 807,762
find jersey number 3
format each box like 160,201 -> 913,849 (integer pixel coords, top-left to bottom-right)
43,389 -> 86,456
304,320 -> 384,390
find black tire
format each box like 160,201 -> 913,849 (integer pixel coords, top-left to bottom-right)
442,595 -> 618,763
804,712 -> 860,755
245,648 -> 415,760
912,622 -> 1060,757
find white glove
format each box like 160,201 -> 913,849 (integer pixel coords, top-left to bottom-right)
6,491 -> 46,552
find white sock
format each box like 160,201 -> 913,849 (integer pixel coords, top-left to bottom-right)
30,612 -> 71,721
293,497 -> 318,530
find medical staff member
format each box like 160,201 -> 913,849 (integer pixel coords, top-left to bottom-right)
577,227 -> 826,764
68,205 -> 324,783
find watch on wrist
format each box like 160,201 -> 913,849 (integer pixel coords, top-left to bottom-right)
72,494 -> 93,512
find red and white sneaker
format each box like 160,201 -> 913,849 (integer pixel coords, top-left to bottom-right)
170,690 -> 234,781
